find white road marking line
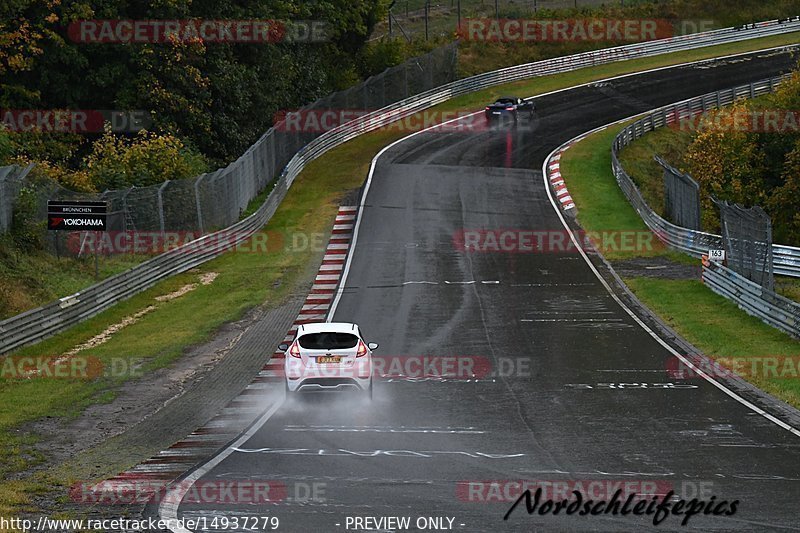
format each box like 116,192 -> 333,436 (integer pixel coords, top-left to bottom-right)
521,318 -> 624,322
595,369 -> 666,372
232,447 -> 524,459
282,426 -> 486,434
399,280 -> 500,286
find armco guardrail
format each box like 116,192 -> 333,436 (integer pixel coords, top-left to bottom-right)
611,74 -> 800,278
703,258 -> 800,338
2,19 -> 800,355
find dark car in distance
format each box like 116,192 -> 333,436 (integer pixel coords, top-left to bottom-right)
484,96 -> 535,124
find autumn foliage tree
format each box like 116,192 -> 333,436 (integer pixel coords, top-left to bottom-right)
84,128 -> 206,190
684,103 -> 768,231
682,69 -> 800,244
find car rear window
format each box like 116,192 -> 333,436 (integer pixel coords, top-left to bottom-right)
298,332 -> 359,350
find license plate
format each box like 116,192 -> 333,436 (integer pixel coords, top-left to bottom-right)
317,356 -> 341,364
492,112 -> 501,115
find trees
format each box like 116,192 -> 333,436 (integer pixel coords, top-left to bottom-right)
683,70 -> 800,244
2,0 -> 386,172
684,103 -> 768,232
84,128 -> 206,190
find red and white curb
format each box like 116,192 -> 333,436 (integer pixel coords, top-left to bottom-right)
547,146 -> 576,212
79,206 -> 357,504
264,205 -> 355,369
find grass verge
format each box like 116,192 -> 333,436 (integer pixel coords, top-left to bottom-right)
0,239 -> 153,321
560,116 -> 800,410
1,29 -> 799,519
626,278 -> 800,407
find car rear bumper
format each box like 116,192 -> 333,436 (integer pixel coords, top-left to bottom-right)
284,358 -> 372,392
287,375 -> 372,393
485,110 -> 515,120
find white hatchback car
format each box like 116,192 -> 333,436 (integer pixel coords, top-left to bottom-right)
279,322 -> 378,399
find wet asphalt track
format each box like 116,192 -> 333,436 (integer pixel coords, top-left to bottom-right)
163,48 -> 800,532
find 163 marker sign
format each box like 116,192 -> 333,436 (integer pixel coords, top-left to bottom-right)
48,201 -> 107,231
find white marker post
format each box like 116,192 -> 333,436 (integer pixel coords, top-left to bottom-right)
708,249 -> 726,263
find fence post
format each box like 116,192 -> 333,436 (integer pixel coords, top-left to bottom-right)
404,61 -> 409,98
0,166 -> 12,234
380,70 -> 386,108
194,174 -> 205,235
122,186 -> 135,231
157,180 -> 169,233
268,130 -> 277,183
425,0 -> 429,40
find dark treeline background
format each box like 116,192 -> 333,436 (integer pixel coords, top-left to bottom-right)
0,0 -> 391,183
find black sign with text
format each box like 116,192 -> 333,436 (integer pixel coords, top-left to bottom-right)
47,201 -> 108,231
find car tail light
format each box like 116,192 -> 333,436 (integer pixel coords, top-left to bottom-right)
356,341 -> 368,358
485,106 -> 490,110
506,106 -> 514,110
289,342 -> 301,358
